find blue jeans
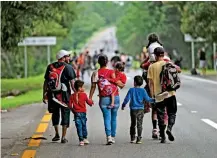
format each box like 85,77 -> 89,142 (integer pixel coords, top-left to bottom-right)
74,112 -> 87,141
99,96 -> 120,137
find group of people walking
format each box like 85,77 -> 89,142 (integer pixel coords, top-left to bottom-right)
42,33 -> 181,146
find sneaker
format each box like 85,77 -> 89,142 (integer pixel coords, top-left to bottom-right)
155,91 -> 169,101
130,135 -> 136,143
160,137 -> 166,143
111,137 -> 115,144
166,129 -> 175,141
106,136 -> 112,145
83,139 -> 90,144
52,134 -> 60,141
61,137 -> 68,143
152,129 -> 158,139
136,137 -> 142,144
79,141 -> 84,146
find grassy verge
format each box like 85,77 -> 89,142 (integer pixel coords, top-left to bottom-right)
1,89 -> 42,109
182,69 -> 217,75
1,75 -> 44,96
132,61 -> 140,69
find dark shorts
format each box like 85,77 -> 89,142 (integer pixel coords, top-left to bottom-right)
51,102 -> 70,127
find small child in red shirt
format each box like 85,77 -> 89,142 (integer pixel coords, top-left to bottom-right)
69,80 -> 93,146
107,62 -> 127,108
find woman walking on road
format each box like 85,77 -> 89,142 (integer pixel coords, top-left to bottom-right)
89,55 -> 125,145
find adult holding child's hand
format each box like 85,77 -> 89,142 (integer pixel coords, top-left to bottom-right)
89,54 -> 126,145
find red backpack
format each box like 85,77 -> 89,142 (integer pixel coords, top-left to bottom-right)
96,70 -> 113,97
47,64 -> 65,92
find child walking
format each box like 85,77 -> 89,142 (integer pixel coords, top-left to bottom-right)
121,75 -> 155,144
69,80 -> 93,146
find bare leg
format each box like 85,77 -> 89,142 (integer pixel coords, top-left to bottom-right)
108,94 -> 115,109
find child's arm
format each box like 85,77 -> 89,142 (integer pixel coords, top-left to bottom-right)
142,89 -> 155,103
121,89 -> 131,110
85,93 -> 94,106
107,77 -> 118,84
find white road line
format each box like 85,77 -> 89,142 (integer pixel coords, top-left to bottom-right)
177,102 -> 182,106
182,75 -> 217,85
201,119 -> 217,130
191,111 -> 197,113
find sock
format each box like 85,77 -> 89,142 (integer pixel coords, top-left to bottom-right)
152,120 -> 157,129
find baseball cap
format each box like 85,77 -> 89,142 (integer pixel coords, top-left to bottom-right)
56,50 -> 71,60
154,47 -> 165,57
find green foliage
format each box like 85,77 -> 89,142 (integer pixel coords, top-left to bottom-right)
1,74 -> 44,95
1,1 -> 69,50
1,1 -> 124,78
116,2 -> 165,55
175,2 -> 217,42
1,89 -> 42,109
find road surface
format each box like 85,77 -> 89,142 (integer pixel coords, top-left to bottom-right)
1,27 -> 217,158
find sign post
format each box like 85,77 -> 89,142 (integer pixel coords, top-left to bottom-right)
214,42 -> 216,71
24,46 -> 27,78
191,41 -> 195,69
184,34 -> 206,69
47,45 -> 51,65
18,37 -> 56,78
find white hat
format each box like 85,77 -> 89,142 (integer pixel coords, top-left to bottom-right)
56,50 -> 71,60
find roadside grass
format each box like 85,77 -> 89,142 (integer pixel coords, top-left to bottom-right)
1,75 -> 44,96
132,61 -> 140,69
1,89 -> 42,109
182,69 -> 217,75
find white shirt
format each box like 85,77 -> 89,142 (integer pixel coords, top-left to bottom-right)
148,42 -> 163,62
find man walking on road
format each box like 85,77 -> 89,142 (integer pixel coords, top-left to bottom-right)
198,48 -> 207,76
43,50 -> 76,143
148,47 -> 178,143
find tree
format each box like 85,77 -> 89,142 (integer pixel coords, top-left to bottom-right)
116,2 -> 165,54
1,1 -> 78,78
175,2 -> 217,42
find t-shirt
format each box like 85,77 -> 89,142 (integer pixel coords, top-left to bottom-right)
44,62 -> 76,93
83,55 -> 92,69
200,51 -> 206,60
116,71 -> 127,84
109,71 -> 127,95
69,92 -> 93,113
148,42 -> 163,62
141,56 -> 170,71
122,87 -> 155,110
91,68 -> 119,96
147,60 -> 175,102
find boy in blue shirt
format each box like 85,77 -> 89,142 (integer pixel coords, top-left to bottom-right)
122,75 -> 155,144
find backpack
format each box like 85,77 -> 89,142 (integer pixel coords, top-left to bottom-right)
160,62 -> 181,92
47,64 -> 65,92
95,70 -> 113,96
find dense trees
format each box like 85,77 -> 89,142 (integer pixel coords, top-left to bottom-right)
2,2 -> 216,78
1,1 -> 123,78
116,1 -> 217,68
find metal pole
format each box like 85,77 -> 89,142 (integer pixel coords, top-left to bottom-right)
214,42 -> 216,71
24,46 -> 27,78
191,41 -> 195,69
47,45 -> 50,65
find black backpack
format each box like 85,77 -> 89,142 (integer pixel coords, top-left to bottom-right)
160,62 -> 181,92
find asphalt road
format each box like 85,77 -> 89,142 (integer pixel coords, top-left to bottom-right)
1,27 -> 217,158
34,71 -> 217,158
